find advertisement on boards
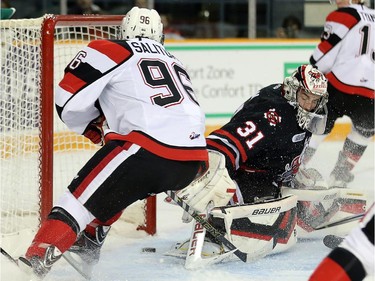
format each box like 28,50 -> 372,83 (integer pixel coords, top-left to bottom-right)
166,41 -> 316,126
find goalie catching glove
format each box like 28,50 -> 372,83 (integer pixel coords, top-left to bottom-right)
176,150 -> 236,223
83,115 -> 106,146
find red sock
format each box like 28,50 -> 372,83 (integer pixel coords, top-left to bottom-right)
26,219 -> 77,259
309,257 -> 351,281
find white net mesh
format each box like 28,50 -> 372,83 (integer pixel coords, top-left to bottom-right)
1,18 -> 44,235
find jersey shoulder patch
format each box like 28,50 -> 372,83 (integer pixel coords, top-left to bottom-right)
327,7 -> 361,29
87,40 -> 133,64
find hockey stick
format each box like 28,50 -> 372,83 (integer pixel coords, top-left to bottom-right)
313,212 -> 364,230
1,247 -> 18,265
165,190 -> 248,262
0,247 -> 34,277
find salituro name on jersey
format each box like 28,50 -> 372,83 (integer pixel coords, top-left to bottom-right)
130,41 -> 175,59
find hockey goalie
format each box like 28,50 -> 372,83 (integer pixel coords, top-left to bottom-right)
166,150 -> 367,269
166,150 -> 298,269
165,65 -> 367,268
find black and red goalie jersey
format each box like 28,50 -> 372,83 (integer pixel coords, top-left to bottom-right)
207,83 -> 312,202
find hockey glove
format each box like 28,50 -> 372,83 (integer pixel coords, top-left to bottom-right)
177,150 -> 236,223
83,116 -> 105,146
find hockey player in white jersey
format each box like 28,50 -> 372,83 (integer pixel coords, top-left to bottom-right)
19,6 -> 208,279
297,0 -> 375,189
309,203 -> 374,281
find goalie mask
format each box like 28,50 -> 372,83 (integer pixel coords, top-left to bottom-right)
120,6 -> 164,44
283,64 -> 328,134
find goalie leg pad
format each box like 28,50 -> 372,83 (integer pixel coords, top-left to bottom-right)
283,187 -> 341,233
177,150 -> 236,215
282,187 -> 367,236
338,189 -> 368,215
209,195 -> 298,257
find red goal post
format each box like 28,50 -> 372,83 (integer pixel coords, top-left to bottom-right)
0,15 -> 156,241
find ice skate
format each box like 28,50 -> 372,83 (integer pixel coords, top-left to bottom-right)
19,245 -> 62,280
63,225 -> 110,279
329,151 -> 355,188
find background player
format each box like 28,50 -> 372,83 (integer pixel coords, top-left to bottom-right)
297,0 -> 374,189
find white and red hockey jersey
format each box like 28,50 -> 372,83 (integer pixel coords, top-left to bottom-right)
310,4 -> 374,99
309,203 -> 374,281
55,38 -> 207,161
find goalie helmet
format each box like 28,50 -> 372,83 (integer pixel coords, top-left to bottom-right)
120,6 -> 164,44
282,64 -> 328,134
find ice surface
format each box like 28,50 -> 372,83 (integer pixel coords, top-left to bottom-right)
1,141 -> 374,281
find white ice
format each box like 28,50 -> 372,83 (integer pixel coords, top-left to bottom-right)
1,141 -> 374,281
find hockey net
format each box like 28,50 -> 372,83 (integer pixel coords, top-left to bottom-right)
0,15 -> 156,248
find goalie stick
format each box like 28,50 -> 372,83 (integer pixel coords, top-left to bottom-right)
181,204 -> 263,269
165,190 -> 248,263
183,217 -> 238,269
313,212 -> 364,230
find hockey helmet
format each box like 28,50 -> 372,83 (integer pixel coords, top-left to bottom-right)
120,6 -> 164,44
283,64 -> 328,134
